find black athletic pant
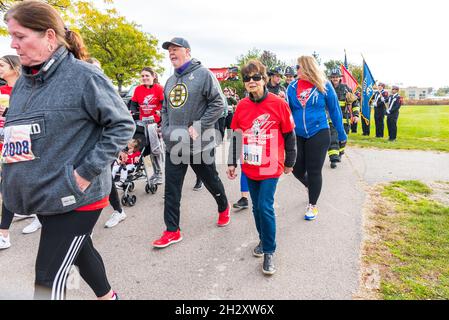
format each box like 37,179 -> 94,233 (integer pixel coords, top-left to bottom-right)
0,203 -> 15,230
109,178 -> 122,212
217,116 -> 226,144
34,210 -> 111,300
374,107 -> 385,138
164,148 -> 228,232
387,111 -> 399,140
351,121 -> 358,133
362,118 -> 370,136
293,129 -> 331,206
328,123 -> 340,162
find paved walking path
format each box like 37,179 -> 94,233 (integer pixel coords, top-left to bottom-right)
1,146 -> 448,300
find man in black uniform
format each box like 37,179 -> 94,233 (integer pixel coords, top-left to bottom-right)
327,68 -> 360,168
267,66 -> 286,98
386,85 -> 402,141
372,82 -> 389,138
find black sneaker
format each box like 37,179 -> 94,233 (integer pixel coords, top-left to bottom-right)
330,162 -> 337,169
233,197 -> 249,209
193,180 -> 203,191
253,242 -> 263,258
262,254 -> 276,275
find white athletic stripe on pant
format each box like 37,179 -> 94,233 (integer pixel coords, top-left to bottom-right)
51,235 -> 86,300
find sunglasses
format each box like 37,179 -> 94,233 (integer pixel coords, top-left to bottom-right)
296,65 -> 301,70
242,74 -> 263,82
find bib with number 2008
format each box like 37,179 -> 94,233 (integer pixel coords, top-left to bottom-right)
2,124 -> 36,164
243,144 -> 262,166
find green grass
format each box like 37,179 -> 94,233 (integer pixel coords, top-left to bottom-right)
350,105 -> 449,152
374,181 -> 449,300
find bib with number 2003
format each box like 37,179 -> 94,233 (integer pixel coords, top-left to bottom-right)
243,144 -> 263,166
2,124 -> 36,164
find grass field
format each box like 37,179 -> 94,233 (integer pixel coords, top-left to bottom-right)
366,181 -> 449,299
349,105 -> 449,152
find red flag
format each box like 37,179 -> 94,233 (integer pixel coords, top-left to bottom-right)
340,64 -> 359,92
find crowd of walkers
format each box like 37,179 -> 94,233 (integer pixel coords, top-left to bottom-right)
0,0 -> 402,300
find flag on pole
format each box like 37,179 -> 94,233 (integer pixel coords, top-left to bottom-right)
340,64 -> 359,92
362,59 -> 375,125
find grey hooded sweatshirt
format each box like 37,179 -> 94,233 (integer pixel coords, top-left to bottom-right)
161,59 -> 225,155
1,47 -> 135,215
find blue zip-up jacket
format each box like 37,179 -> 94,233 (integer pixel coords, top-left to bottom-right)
287,80 -> 347,141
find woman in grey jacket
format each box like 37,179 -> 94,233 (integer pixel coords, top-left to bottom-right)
3,1 -> 135,300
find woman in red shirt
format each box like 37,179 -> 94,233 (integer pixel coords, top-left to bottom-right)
227,60 -> 297,275
129,67 -> 164,184
130,67 -> 164,124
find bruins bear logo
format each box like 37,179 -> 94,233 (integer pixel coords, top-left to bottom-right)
169,83 -> 188,108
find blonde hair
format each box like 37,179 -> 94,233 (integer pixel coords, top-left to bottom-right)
297,56 -> 328,93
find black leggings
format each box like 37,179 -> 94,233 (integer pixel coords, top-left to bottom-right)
0,203 -> 15,230
34,210 -> 111,300
293,129 -> 331,205
109,179 -> 122,212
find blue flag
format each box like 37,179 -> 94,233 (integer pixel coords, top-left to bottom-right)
362,60 -> 375,124
344,50 -> 348,69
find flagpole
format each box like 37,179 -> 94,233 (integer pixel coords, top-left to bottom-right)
361,53 -> 368,126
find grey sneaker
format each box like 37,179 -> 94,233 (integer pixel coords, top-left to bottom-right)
253,242 -> 263,258
150,174 -> 163,185
262,253 -> 276,275
233,197 -> 249,209
193,179 -> 203,191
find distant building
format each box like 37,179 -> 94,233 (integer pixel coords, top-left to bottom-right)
402,87 -> 433,100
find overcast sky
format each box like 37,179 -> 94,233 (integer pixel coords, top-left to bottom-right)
1,0 -> 447,88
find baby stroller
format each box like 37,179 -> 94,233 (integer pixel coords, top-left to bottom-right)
117,116 -> 165,207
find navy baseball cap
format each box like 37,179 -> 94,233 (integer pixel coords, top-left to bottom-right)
162,37 -> 191,50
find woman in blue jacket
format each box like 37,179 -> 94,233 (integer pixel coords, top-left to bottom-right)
287,56 -> 347,221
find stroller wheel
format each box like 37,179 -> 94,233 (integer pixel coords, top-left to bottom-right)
146,183 -> 157,194
128,182 -> 135,192
121,195 -> 129,206
128,195 -> 137,206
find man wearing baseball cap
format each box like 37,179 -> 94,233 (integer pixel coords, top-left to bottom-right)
153,37 -> 230,249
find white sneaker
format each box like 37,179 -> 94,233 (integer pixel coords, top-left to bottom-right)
305,204 -> 318,221
22,217 -> 42,234
0,233 -> 11,250
105,210 -> 126,228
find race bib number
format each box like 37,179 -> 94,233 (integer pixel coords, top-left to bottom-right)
2,125 -> 36,164
243,144 -> 262,166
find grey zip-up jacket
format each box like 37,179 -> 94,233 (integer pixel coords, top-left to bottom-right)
161,59 -> 225,155
1,47 -> 135,215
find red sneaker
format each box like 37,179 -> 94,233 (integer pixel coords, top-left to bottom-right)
217,204 -> 231,227
152,230 -> 182,248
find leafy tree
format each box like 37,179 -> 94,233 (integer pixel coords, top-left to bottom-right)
1,1 -> 164,92
312,51 -> 321,65
259,50 -> 287,72
236,48 -> 261,69
436,87 -> 449,96
324,59 -> 343,76
0,0 -> 112,35
77,3 -> 163,92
